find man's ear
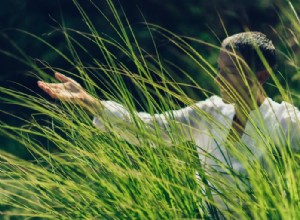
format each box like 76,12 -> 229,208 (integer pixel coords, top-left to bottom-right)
256,70 -> 270,85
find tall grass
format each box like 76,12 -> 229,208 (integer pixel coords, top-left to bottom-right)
0,0 -> 299,219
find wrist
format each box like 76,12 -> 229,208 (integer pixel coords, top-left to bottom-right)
82,93 -> 102,116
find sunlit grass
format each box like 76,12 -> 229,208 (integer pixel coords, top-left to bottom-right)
0,0 -> 299,219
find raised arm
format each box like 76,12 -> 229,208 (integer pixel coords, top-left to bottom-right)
38,72 -> 206,145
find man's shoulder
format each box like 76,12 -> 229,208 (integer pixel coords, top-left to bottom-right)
264,98 -> 300,148
264,97 -> 300,122
194,95 -> 234,116
278,100 -> 300,122
194,95 -> 221,109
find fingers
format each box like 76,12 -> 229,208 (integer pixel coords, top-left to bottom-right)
37,81 -> 58,99
37,81 -> 46,90
55,72 -> 81,87
55,72 -> 69,83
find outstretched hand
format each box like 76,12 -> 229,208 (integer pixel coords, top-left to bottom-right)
38,72 -> 101,115
38,72 -> 88,102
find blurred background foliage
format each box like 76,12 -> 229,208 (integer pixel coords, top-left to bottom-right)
0,0 -> 299,158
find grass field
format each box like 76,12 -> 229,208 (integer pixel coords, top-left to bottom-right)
0,0 -> 299,219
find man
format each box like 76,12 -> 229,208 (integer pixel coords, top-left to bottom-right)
38,32 -> 300,174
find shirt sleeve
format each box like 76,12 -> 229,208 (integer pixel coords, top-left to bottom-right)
92,98 -> 213,145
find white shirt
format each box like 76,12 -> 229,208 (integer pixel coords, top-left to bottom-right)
93,96 -> 300,174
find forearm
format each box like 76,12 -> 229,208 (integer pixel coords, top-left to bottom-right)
92,100 -> 201,146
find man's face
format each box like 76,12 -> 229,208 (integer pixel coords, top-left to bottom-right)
215,50 -> 255,104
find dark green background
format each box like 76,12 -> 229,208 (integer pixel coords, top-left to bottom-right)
0,0 -> 299,157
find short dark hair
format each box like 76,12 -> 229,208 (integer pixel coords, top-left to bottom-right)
221,32 -> 276,72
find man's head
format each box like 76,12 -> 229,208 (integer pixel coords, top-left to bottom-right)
215,32 -> 276,104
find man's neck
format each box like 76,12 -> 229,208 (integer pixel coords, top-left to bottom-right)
234,92 -> 266,123
231,93 -> 266,138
